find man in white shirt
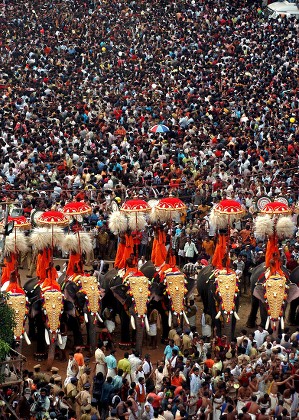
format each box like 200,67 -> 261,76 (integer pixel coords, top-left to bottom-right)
254,325 -> 269,348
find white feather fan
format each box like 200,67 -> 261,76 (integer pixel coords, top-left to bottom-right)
108,211 -> 127,234
276,216 -> 296,239
209,209 -> 230,230
128,214 -> 147,231
148,200 -> 159,223
61,232 -> 93,254
155,209 -> 179,222
30,227 -> 52,250
52,228 -> 65,247
254,215 -> 273,240
5,231 -> 28,255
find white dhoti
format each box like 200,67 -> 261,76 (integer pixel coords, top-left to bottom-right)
269,393 -> 278,410
96,363 -> 106,376
106,368 -> 116,378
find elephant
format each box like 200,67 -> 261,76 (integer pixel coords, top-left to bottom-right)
100,261 -> 196,354
23,276 -> 84,368
246,263 -> 299,330
197,265 -> 240,341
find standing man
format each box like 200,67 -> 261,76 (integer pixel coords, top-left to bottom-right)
105,349 -> 117,378
94,340 -> 106,376
184,238 -> 198,263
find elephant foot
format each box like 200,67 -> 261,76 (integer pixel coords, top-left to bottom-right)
34,353 -> 47,361
119,342 -> 132,350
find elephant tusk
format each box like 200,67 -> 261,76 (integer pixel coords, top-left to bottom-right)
45,329 -> 50,346
144,315 -> 150,333
168,311 -> 172,327
96,312 -> 103,323
183,311 -> 189,325
130,315 -> 136,330
234,311 -> 240,321
281,316 -> 284,330
58,334 -> 62,346
23,331 -> 31,346
215,311 -> 221,319
265,316 -> 270,331
84,313 -> 89,323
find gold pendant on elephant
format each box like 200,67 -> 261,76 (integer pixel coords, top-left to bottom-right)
42,290 -> 64,343
124,273 -> 150,331
75,275 -> 102,322
264,275 -> 288,330
215,270 -> 240,322
164,270 -> 189,326
7,293 -> 31,345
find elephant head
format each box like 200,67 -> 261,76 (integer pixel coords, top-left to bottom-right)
41,289 -> 64,345
124,272 -> 151,332
214,270 -> 240,322
73,275 -> 103,323
254,272 -> 299,330
163,269 -> 189,326
7,293 -> 31,345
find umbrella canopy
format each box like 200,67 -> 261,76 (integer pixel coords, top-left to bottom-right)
150,124 -> 169,133
37,211 -> 69,227
62,201 -> 92,217
261,201 -> 291,215
0,216 -> 31,230
214,199 -> 245,216
120,199 -> 151,213
156,197 -> 186,212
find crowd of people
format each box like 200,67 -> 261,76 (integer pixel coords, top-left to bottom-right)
1,0 -> 299,418
4,326 -> 299,420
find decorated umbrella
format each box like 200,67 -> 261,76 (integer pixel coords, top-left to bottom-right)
150,124 -> 169,133
154,197 -> 186,222
261,201 -> 291,215
62,201 -> 92,259
36,211 -> 69,256
0,216 -> 31,230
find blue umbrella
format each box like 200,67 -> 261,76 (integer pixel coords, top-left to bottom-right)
150,124 -> 170,133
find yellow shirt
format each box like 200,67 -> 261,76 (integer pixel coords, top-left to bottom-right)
117,358 -> 131,374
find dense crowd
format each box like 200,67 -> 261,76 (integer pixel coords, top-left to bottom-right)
1,0 -> 299,418
3,326 -> 299,420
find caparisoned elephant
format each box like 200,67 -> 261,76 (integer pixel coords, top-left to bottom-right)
246,263 -> 299,331
197,265 -> 240,341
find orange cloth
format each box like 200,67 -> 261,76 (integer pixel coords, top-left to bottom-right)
265,236 -> 283,275
6,282 -> 25,294
74,352 -> 84,366
151,237 -> 158,265
66,252 -> 81,278
152,231 -> 167,267
169,254 -> 176,267
120,234 -> 134,268
41,267 -> 60,291
36,249 -> 52,282
212,235 -> 227,269
1,253 -> 17,284
115,242 -> 126,269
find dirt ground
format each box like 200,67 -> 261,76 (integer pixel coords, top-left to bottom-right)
16,261 -> 293,379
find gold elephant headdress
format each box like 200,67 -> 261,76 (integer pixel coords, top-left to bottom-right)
214,269 -> 240,322
163,268 -> 189,326
74,275 -> 102,322
264,274 -> 288,330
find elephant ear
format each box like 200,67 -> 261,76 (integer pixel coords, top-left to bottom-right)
253,284 -> 266,303
140,261 -> 156,279
185,277 -> 196,298
287,284 -> 299,303
64,300 -> 76,316
111,284 -> 130,306
150,282 -> 164,301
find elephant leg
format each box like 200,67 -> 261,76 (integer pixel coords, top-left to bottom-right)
35,314 -> 46,354
159,305 -> 169,343
259,302 -> 268,328
67,315 -> 83,346
134,316 -> 145,355
246,295 -> 260,328
288,298 -> 299,325
87,313 -> 97,354
28,316 -> 37,340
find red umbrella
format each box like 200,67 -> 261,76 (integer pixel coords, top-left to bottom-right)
62,202 -> 92,217
0,216 -> 31,230
155,197 -> 186,222
120,199 -> 151,213
214,199 -> 245,216
37,211 -> 69,226
261,201 -> 291,215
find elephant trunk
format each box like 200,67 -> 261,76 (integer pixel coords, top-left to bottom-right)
134,316 -> 145,355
